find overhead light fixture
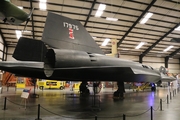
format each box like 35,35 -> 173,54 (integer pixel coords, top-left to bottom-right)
22,30 -> 32,33
95,11 -> 103,17
98,4 -> 106,11
92,36 -> 97,39
102,38 -> 110,46
163,46 -> 174,52
95,4 -> 106,17
15,30 -> 22,39
145,13 -> 153,18
175,25 -> 180,31
140,18 -> 148,24
122,48 -> 129,50
18,6 -> 23,9
135,42 -> 145,49
39,0 -> 47,10
106,17 -> 118,21
140,12 -> 153,24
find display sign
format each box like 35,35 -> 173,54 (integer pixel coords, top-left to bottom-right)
21,89 -> 31,99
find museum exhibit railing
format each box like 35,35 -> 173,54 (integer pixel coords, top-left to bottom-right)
1,87 -> 180,120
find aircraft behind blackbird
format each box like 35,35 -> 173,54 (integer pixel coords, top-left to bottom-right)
0,0 -> 34,30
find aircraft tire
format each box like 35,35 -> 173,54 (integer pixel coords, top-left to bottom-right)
59,86 -> 63,90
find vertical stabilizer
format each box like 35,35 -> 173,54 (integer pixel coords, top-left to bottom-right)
42,12 -> 104,54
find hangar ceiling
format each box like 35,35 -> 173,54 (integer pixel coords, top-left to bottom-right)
0,0 -> 180,59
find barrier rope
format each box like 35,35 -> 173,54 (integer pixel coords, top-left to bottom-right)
40,105 -> 95,119
97,115 -> 123,118
126,107 -> 151,117
153,106 -> 160,111
6,98 -> 37,108
162,97 -> 167,102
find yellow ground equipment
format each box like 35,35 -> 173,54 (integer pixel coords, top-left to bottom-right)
38,80 -> 65,90
73,82 -> 81,90
16,77 -> 26,88
132,82 -> 151,91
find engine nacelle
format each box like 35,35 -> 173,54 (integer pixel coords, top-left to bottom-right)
44,49 -> 92,77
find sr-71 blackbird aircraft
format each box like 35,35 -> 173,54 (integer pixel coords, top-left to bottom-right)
0,0 -> 34,30
0,12 -> 175,98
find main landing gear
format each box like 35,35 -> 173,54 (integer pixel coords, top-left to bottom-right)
79,81 -> 90,96
113,81 -> 125,100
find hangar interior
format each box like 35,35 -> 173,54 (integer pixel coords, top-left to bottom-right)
0,0 -> 180,74
0,1 -> 180,120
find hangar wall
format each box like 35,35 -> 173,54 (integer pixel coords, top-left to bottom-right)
7,47 -> 16,61
0,34 -> 6,61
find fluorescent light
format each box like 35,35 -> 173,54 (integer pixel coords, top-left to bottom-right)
40,0 -> 47,2
98,4 -> 106,11
135,42 -> 145,49
15,30 -> 22,39
92,37 -> 97,39
95,4 -> 106,17
163,46 -> 174,52
22,30 -> 31,33
106,17 -> 118,21
145,13 -> 153,18
95,11 -> 103,17
140,18 -> 148,24
39,2 -> 46,10
140,12 -> 153,24
122,48 -> 129,50
102,38 -> 110,46
175,25 -> 180,31
18,6 -> 23,9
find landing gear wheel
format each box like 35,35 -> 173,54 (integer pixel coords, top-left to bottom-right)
79,81 -> 90,97
113,91 -> 124,100
113,81 -> 125,100
39,86 -> 44,90
59,86 -> 63,90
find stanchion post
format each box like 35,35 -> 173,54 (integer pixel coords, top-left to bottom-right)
98,96 -> 100,108
160,99 -> 162,111
3,97 -> 7,110
151,106 -> 153,120
123,114 -> 126,120
95,115 -> 97,120
173,90 -> 174,97
35,104 -> 42,120
175,89 -> 176,95
170,92 -> 172,100
167,94 -> 169,104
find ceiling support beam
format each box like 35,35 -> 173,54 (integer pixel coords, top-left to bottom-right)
84,0 -> 96,27
168,48 -> 180,58
117,0 -> 156,47
141,23 -> 180,58
165,56 -> 169,68
30,0 -> 35,39
139,54 -> 143,63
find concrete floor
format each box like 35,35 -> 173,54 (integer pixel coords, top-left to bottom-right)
0,86 -> 180,120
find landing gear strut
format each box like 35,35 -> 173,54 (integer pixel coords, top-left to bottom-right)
79,81 -> 90,96
113,81 -> 125,99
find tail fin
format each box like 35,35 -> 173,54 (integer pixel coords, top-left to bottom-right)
13,37 -> 47,62
42,12 -> 104,54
